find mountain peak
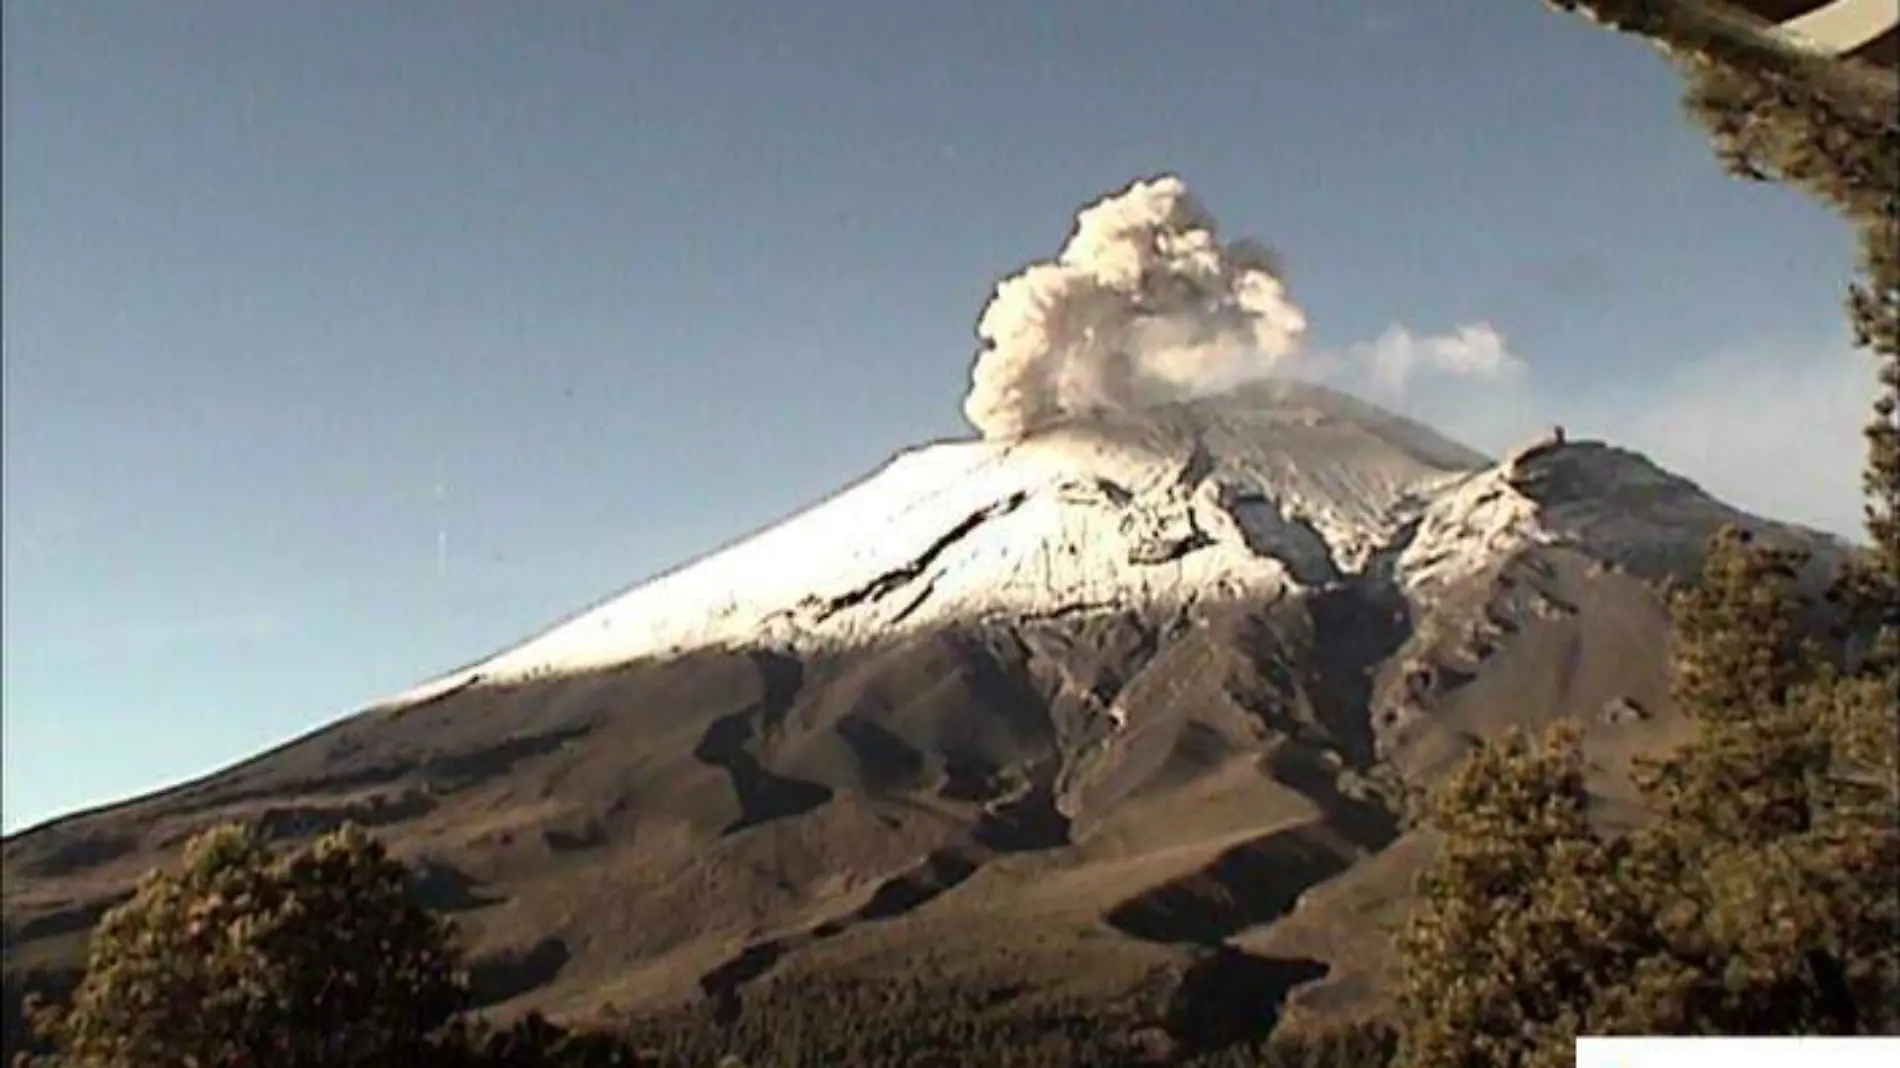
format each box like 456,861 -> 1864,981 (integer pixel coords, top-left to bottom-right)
386,383 -> 1848,714
388,384 -> 1494,704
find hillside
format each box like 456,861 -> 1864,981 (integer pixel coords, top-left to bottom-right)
1,383 -> 1853,1059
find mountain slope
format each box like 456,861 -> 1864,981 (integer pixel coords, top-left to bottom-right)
391,381 -> 1486,702
0,383 -> 1852,1058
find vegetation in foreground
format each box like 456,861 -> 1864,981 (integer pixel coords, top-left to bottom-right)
10,821 -> 1397,1067
1387,5 -> 1899,1065
13,824 -> 650,1068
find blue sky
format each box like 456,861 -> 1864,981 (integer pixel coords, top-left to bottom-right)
1,0 -> 1870,833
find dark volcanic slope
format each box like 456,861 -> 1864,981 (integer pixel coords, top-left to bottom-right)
5,547 -> 1706,1050
0,431 -> 1853,1056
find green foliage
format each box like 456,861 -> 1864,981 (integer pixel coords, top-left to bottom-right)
1542,1 -> 1899,136
22,823 -> 465,1068
1181,1019 -> 1397,1068
16,824 -> 661,1068
1640,527 -> 1826,842
1676,56 -> 1897,221
1556,0 -> 1900,622
1598,531 -> 1885,1033
1397,7 -> 1900,1060
1551,0 -> 1900,674
623,976 -> 1137,1067
1392,725 -> 1630,1068
1837,189 -> 1900,672
1660,5 -> 1900,1032
619,976 -> 1392,1067
1671,41 -> 1900,676
1395,527 -> 1898,1064
428,1013 -> 657,1067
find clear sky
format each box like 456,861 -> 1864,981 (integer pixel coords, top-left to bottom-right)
2,0 -> 1871,833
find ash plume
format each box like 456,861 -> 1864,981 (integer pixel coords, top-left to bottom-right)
963,175 -> 1308,439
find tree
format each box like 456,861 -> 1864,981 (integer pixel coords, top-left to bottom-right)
1392,528 -> 1890,1051
1546,0 -> 1900,651
1609,526 -> 1889,1036
23,822 -> 465,1068
1397,10 -> 1900,1059
19,823 -> 666,1068
1392,724 -> 1627,1068
431,1013 -> 656,1068
1567,0 -> 1900,1029
1394,531 -> 1886,1064
1671,40 -> 1899,680
1636,527 -> 1824,845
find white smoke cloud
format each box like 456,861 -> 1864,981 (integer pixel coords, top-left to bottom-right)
1350,322 -> 1526,394
960,178 -> 1864,538
963,175 -> 1308,439
1322,324 -> 1868,539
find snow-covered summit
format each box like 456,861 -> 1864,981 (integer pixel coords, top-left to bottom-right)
1396,432 -> 1854,593
388,383 -> 1478,700
385,382 -> 1840,707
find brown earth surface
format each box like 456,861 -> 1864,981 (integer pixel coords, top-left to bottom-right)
4,529 -> 1753,1057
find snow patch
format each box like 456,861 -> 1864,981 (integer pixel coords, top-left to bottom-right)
384,386 -> 1842,710
1395,434 -> 1852,598
387,384 -> 1483,702
1395,466 -> 1555,594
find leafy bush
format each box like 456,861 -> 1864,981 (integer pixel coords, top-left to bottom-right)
15,823 -> 655,1068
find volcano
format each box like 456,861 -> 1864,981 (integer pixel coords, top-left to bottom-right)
0,380 -> 1853,1057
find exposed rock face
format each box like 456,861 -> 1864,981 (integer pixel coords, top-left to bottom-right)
1,382 -> 1854,1056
